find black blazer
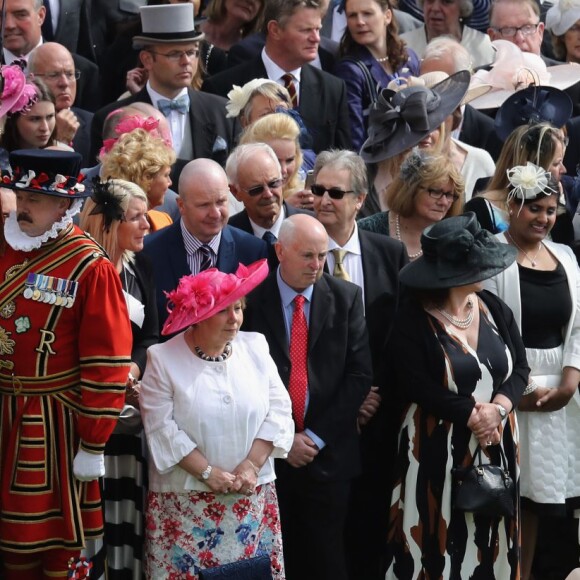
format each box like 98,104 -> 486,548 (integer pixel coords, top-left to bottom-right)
90,87 -> 237,181
143,221 -> 268,331
202,57 -> 353,153
130,252 -> 159,374
243,272 -> 372,481
71,107 -> 93,167
72,53 -> 101,113
52,0 -> 96,63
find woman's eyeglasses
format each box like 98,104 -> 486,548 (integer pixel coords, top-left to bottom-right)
311,184 -> 354,199
423,187 -> 460,202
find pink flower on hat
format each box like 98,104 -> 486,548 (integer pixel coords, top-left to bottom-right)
2,65 -> 37,115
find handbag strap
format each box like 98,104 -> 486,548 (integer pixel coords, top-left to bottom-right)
341,58 -> 379,115
470,443 -> 510,472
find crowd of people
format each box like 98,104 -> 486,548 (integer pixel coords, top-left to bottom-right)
3,0 -> 580,578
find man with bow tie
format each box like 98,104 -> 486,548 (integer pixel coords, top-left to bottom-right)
90,3 -> 236,184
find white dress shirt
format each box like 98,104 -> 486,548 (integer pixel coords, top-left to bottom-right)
141,331 -> 294,492
262,48 -> 302,106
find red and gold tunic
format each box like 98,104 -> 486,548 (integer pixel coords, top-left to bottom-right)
0,224 -> 132,553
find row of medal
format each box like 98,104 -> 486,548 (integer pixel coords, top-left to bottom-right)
23,272 -> 78,308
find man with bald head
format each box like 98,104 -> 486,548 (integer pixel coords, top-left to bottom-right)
144,158 -> 268,332
243,214 -> 372,580
28,42 -> 91,164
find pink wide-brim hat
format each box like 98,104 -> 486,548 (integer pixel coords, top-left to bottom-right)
469,40 -> 580,109
162,259 -> 269,336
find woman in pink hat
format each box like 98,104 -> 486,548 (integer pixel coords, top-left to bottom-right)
140,260 -> 294,579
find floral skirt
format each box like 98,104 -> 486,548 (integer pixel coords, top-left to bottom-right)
144,482 -> 285,579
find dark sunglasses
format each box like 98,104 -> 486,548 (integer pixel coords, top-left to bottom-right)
243,178 -> 283,197
311,184 -> 354,200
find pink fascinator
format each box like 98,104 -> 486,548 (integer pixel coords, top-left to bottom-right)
0,65 -> 38,118
162,259 -> 269,336
99,115 -> 168,157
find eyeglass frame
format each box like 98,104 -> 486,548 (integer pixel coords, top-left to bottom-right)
421,186 -> 460,202
311,184 -> 355,200
33,70 -> 82,81
491,22 -> 540,38
147,49 -> 200,61
240,178 -> 284,197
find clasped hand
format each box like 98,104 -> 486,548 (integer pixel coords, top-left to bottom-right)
204,459 -> 258,496
467,402 -> 502,444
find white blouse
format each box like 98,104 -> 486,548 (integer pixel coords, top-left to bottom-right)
140,331 -> 294,492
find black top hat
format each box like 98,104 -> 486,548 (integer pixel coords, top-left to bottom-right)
1,149 -> 91,198
399,213 -> 517,289
360,70 -> 470,164
494,86 -> 573,141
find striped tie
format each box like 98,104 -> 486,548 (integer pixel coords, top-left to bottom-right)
198,245 -> 212,272
281,73 -> 298,108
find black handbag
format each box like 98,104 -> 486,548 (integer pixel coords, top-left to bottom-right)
198,555 -> 272,579
452,444 -> 515,518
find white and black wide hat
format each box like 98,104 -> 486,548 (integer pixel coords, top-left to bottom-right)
133,4 -> 203,49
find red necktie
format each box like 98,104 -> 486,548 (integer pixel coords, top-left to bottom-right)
289,295 -> 308,431
281,73 -> 298,108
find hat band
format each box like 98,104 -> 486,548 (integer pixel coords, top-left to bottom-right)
136,31 -> 200,41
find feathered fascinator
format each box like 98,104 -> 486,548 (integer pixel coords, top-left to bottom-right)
0,64 -> 38,118
89,178 -> 125,232
162,259 -> 269,336
99,115 -> 166,157
506,162 -> 557,209
225,78 -> 289,118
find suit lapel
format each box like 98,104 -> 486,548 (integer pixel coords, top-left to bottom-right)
166,222 -> 190,283
260,275 -> 290,360
308,276 -> 331,350
188,89 -> 214,158
216,226 -> 235,272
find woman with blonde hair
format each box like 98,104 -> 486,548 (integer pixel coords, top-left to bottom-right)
100,128 -> 176,232
358,149 -> 464,259
239,112 -> 314,209
80,178 -> 159,579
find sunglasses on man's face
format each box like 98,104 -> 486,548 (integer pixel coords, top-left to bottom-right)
242,178 -> 283,197
310,184 -> 354,200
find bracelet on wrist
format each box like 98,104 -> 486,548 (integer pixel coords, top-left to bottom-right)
523,380 -> 538,396
247,459 -> 260,477
127,372 -> 138,387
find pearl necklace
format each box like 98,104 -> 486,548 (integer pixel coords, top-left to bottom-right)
437,297 -> 475,329
505,232 -> 543,267
376,55 -> 389,63
194,342 -> 232,362
394,213 -> 423,259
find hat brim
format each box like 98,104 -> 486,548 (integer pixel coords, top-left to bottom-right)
399,240 -> 516,289
133,31 -> 204,48
360,70 -> 471,164
494,85 -> 573,141
161,259 -> 269,336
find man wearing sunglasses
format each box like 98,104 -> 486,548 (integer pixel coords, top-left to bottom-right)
227,143 -> 313,265
311,149 -> 408,580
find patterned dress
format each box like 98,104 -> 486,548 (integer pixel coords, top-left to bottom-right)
385,299 -> 521,579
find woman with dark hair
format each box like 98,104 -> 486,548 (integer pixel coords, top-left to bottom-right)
201,0 -> 264,51
335,0 -> 420,151
1,78 -> 58,152
385,212 -> 528,578
484,163 -> 580,580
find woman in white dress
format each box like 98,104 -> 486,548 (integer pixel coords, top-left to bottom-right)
484,163 -> 580,580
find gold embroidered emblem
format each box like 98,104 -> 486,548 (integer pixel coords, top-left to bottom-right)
0,327 -> 16,355
36,329 -> 56,355
0,301 -> 16,319
4,260 -> 28,280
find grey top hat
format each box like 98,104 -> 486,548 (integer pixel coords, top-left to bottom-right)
399,213 -> 517,289
133,4 -> 203,49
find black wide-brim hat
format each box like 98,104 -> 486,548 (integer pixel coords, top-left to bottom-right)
494,85 -> 573,141
360,70 -> 470,164
133,4 -> 204,49
1,149 -> 91,198
399,212 -> 517,289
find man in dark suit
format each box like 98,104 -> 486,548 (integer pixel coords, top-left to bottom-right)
0,0 -> 101,111
312,150 -> 407,580
202,0 -> 352,154
28,42 -> 93,166
90,3 -> 236,183
226,143 -> 312,265
42,0 -> 96,63
243,214 -> 372,580
144,158 -> 268,333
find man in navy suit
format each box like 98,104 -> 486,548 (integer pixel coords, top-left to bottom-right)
226,143 -> 312,265
202,0 -> 352,154
243,214 -> 372,580
144,158 -> 268,333
28,42 -> 93,166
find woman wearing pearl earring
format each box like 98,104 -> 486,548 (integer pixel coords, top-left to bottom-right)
484,162 -> 580,580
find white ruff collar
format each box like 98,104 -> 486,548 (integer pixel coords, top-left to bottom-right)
4,198 -> 83,251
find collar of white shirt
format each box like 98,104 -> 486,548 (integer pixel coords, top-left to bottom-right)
248,204 -> 286,240
261,47 -> 302,85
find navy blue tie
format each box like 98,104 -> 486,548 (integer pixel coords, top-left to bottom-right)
262,231 -> 277,245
